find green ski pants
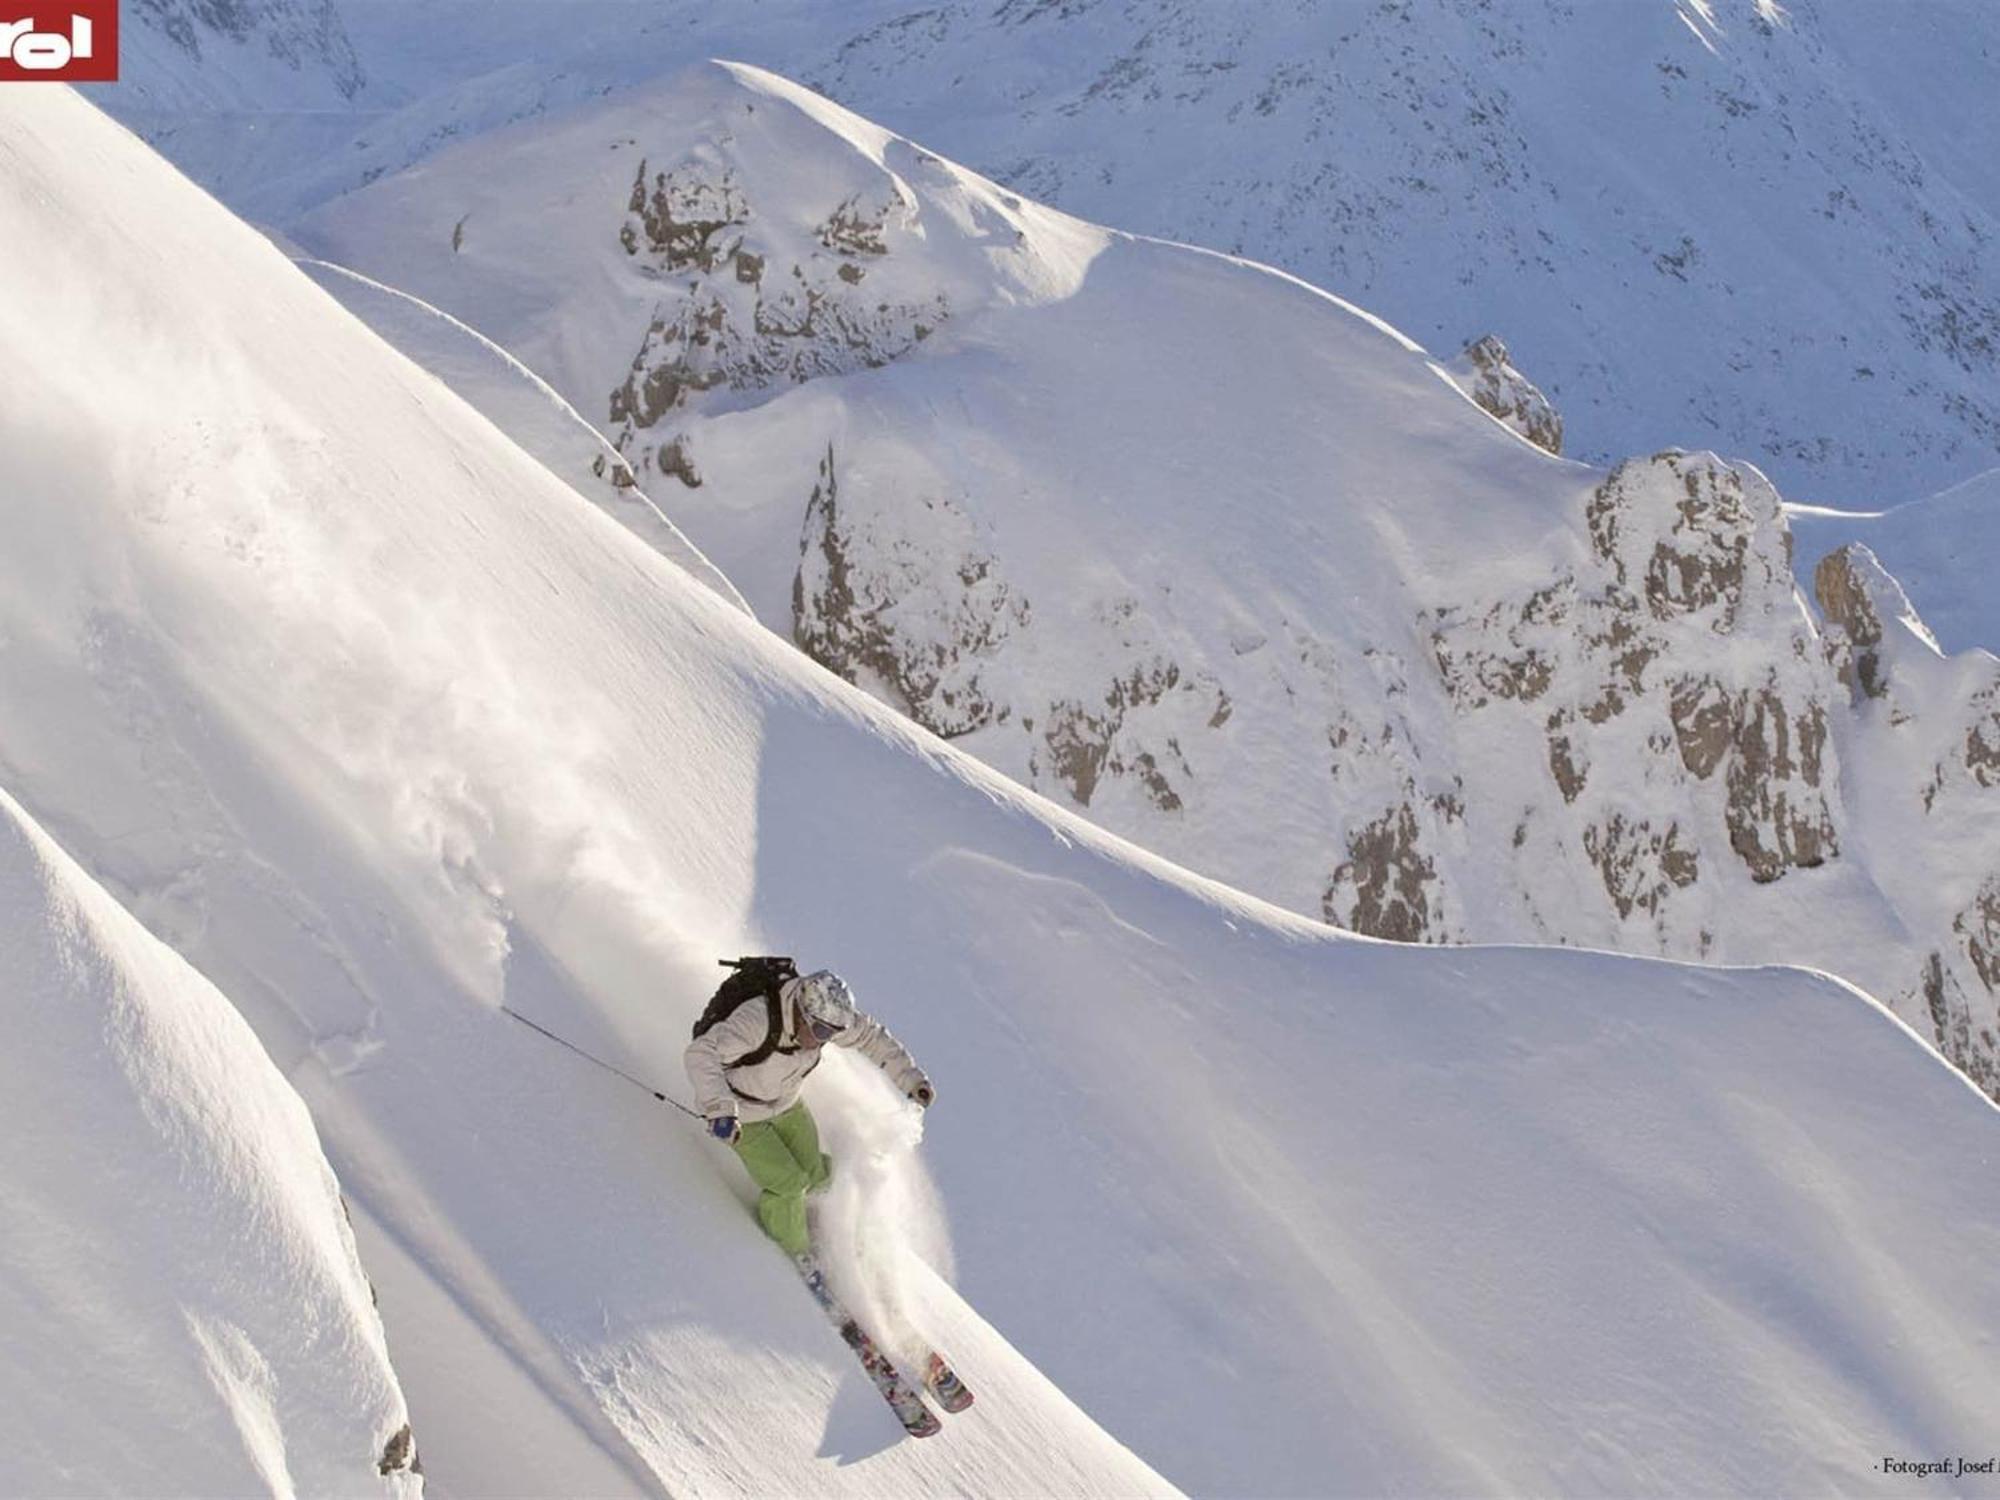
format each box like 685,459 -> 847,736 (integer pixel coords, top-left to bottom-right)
732,1101 -> 831,1257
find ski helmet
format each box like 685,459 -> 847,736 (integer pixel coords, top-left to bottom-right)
793,970 -> 856,1036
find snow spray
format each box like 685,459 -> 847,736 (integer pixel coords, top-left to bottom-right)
808,1044 -> 956,1367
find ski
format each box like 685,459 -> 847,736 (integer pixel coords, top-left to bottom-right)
796,1259 -> 941,1438
920,1350 -> 975,1414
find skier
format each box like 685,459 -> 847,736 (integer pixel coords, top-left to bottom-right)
685,967 -> 933,1266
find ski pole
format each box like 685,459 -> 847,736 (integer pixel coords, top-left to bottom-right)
499,1003 -> 704,1120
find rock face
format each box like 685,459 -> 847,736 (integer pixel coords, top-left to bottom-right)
1447,335 -> 1562,455
609,154 -> 948,481
793,445 -> 1028,739
600,133 -> 960,496
1437,450 -> 1839,888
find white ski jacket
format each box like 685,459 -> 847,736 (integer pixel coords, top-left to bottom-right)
684,977 -> 929,1124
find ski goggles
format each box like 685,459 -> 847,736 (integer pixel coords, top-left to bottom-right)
807,1014 -> 845,1042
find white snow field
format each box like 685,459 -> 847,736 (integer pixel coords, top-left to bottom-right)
288,61 -> 2000,1104
6,84 -> 2000,1499
0,785 -> 418,1496
95,0 -> 2000,511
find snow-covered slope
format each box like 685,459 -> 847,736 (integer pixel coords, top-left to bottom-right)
0,787 -> 417,1496
96,0 -> 2000,509
7,82 -> 2000,1498
114,0 -> 365,111
292,61 -> 2000,1104
1789,468 -> 2000,657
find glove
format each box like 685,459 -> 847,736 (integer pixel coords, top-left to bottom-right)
909,1080 -> 935,1109
709,1115 -> 741,1144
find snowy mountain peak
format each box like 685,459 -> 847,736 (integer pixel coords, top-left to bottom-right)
318,59 -> 1106,500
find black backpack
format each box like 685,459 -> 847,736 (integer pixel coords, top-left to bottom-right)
692,956 -> 799,1068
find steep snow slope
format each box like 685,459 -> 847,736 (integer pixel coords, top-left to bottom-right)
1789,468 -> 2000,657
9,85 -> 2000,1498
2,83 -> 1166,1500
0,788 -> 417,1496
295,62 -> 2000,1103
97,0 -> 2000,509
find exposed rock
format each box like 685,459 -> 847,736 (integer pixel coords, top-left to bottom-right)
656,437 -> 702,489
1917,949 -> 2000,1099
1583,813 -> 1699,920
1813,544 -> 1888,699
1034,657 -> 1192,811
378,1423 -> 417,1476
793,446 -> 1027,739
608,294 -> 730,430
1965,687 -> 2000,788
1043,700 -> 1113,805
1723,686 -> 1835,881
1667,675 -> 1737,780
620,159 -> 748,270
608,158 -> 950,473
1545,710 -> 1588,803
1427,584 -> 1569,710
817,189 -> 904,256
1588,453 -> 1774,631
1958,877 -> 2000,994
1324,801 -> 1440,943
1447,334 -> 1563,455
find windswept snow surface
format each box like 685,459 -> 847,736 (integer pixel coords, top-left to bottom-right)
0,788 -> 417,1497
7,85 -> 2000,1498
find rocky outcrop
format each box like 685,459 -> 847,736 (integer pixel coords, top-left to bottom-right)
1960,685 -> 2000,788
1446,334 -> 1563,456
1959,877 -> 2000,995
1325,800 -> 1442,943
1917,944 -> 1999,1100
609,157 -> 947,483
1715,683 -> 1835,881
1587,453 -> 1775,632
1436,452 -> 1839,907
1813,544 -> 1889,700
793,447 -> 1027,739
1584,813 -> 1699,919
377,1423 -> 417,1477
1033,657 -> 1194,812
